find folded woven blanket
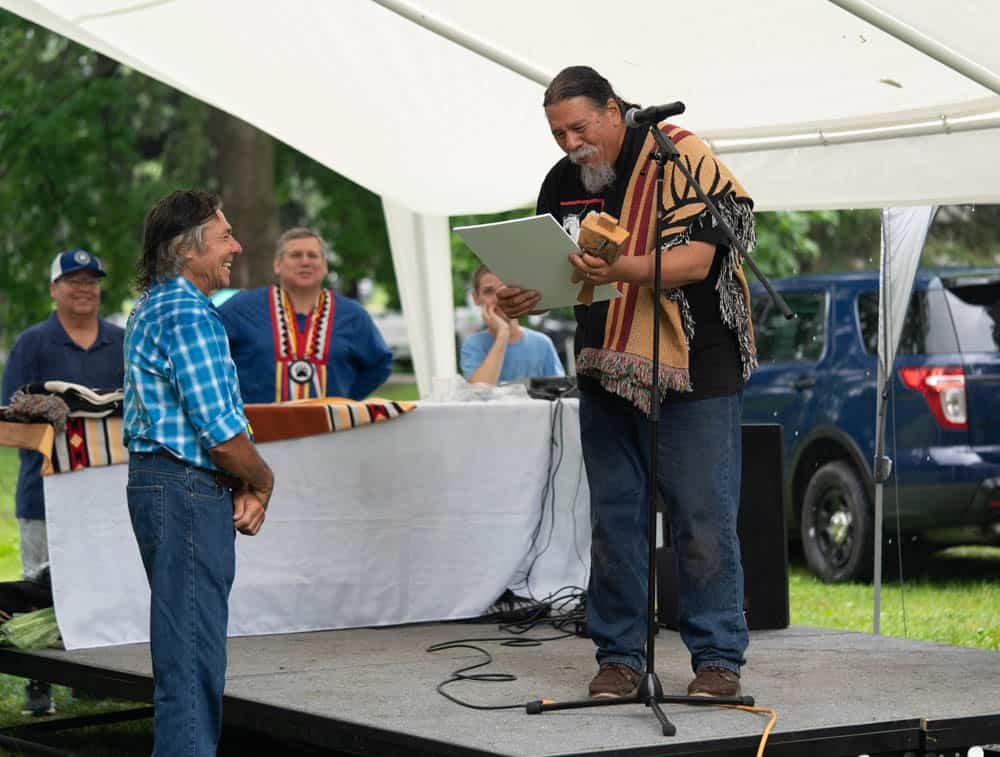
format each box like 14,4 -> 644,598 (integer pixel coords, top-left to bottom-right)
245,397 -> 416,443
1,397 -> 416,474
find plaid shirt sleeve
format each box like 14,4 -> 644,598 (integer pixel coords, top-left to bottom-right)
168,310 -> 247,450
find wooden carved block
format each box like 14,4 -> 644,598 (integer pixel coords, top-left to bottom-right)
576,211 -> 630,269
573,212 -> 630,304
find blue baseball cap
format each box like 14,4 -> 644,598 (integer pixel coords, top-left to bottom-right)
50,248 -> 107,283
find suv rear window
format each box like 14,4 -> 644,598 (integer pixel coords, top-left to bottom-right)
858,282 -> 1000,355
752,292 -> 826,363
944,282 -> 1000,353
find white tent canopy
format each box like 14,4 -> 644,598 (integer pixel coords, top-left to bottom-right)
5,0 -> 1000,393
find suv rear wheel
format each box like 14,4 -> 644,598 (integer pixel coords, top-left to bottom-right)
801,461 -> 873,583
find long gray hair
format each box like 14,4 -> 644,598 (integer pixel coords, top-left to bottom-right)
137,190 -> 220,291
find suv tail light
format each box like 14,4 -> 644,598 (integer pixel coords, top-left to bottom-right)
898,366 -> 967,430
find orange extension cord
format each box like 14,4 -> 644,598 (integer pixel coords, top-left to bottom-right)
721,704 -> 778,757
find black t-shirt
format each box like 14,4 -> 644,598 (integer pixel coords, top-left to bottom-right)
536,125 -> 743,402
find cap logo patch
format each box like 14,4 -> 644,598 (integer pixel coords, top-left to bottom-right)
74,251 -> 91,265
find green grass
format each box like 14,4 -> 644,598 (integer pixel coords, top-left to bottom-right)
0,446 -> 22,581
370,381 -> 420,402
0,674 -> 146,730
788,545 -> 1000,650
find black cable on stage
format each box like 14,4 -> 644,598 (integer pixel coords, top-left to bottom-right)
508,398 -> 565,594
428,638 -> 546,711
496,586 -> 586,637
428,585 -> 587,711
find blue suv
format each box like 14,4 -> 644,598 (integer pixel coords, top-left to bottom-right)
742,269 -> 1000,582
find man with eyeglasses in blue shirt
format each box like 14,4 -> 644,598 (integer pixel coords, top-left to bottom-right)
124,190 -> 274,757
2,248 -> 124,716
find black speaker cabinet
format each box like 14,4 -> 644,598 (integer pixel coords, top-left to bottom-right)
657,423 -> 789,631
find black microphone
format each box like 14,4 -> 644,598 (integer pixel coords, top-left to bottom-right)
624,102 -> 686,128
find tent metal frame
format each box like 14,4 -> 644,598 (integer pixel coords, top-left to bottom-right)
374,0 -> 1000,157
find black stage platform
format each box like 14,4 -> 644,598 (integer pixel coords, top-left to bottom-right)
1,623 -> 998,756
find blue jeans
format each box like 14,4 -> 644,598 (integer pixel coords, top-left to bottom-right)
580,387 -> 748,675
127,452 -> 236,757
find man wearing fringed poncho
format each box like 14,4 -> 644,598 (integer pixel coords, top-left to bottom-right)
499,66 -> 757,700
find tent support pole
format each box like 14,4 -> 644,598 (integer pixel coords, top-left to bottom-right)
872,375 -> 891,635
829,0 -> 1000,96
371,0 -> 551,86
871,206 -> 937,635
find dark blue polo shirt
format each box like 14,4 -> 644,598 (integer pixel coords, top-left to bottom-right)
1,314 -> 125,520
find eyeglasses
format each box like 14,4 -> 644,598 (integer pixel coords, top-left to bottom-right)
58,276 -> 101,289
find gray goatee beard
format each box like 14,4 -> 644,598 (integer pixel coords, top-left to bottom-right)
569,145 -> 615,194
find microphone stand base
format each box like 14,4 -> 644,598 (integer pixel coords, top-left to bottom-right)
525,671 -> 755,738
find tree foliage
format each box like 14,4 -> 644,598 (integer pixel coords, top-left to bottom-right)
275,145 -> 392,301
0,14 -> 202,335
925,205 -> 1000,267
754,211 -> 831,277
0,11 -> 401,339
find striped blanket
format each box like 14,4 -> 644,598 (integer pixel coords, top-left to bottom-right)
51,417 -> 129,473
0,418 -> 127,475
245,398 -> 416,444
0,398 -> 416,474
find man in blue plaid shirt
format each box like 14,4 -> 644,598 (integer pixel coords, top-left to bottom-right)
124,190 -> 274,757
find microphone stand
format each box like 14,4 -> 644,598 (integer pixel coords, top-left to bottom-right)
526,119 -> 793,736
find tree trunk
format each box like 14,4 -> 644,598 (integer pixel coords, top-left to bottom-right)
207,108 -> 279,289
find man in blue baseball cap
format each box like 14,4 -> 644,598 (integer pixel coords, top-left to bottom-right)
1,248 -> 124,716
49,247 -> 107,283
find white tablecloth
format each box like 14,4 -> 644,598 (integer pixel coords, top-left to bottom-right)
44,399 -> 590,650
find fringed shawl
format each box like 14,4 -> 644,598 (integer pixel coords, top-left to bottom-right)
575,125 -> 758,413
